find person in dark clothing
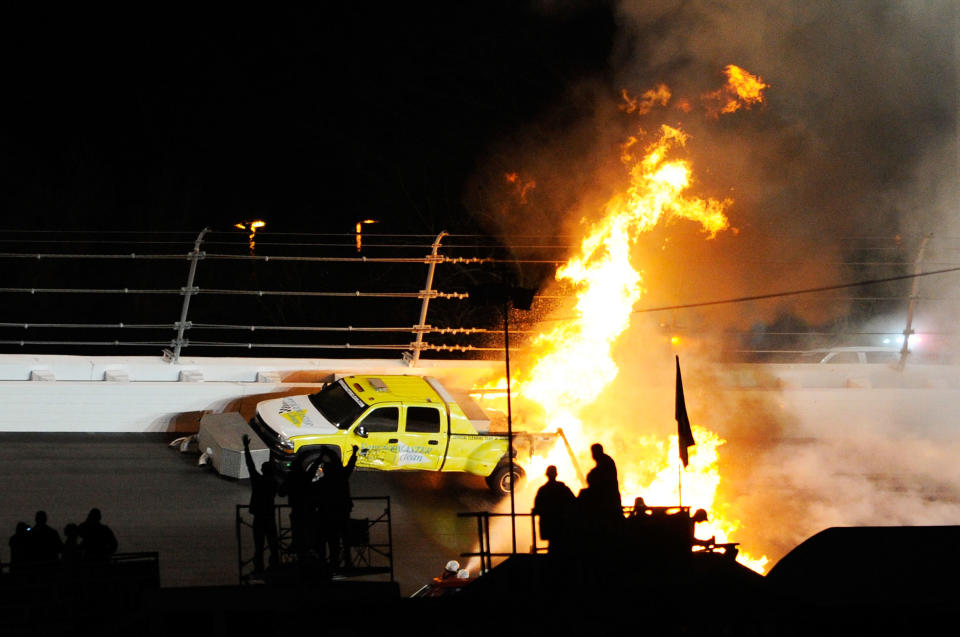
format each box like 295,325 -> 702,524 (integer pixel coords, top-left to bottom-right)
532,465 -> 576,554
8,521 -> 30,571
243,433 -> 280,574
318,445 -> 359,571
62,523 -> 81,564
29,510 -> 63,564
77,508 -> 118,562
586,443 -> 622,521
283,449 -> 325,563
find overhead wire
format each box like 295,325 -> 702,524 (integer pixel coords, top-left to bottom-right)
630,266 -> 960,314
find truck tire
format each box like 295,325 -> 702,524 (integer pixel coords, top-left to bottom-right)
296,445 -> 341,478
486,462 -> 525,496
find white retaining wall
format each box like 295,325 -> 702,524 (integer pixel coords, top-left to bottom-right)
2,355 -> 958,434
0,355 -> 503,432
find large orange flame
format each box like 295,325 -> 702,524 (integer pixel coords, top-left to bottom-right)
476,75 -> 770,572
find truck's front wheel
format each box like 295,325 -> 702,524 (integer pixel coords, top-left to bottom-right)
486,462 -> 525,496
295,445 -> 341,477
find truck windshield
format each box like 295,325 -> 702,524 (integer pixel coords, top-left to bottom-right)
307,382 -> 366,429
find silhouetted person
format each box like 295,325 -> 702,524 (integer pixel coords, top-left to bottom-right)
283,450 -> 325,563
243,433 -> 280,574
689,508 -> 715,549
586,443 -> 622,521
29,510 -> 63,564
532,465 -> 575,554
8,521 -> 30,571
318,445 -> 359,571
62,523 -> 81,564
624,496 -> 654,555
631,497 -> 649,517
77,508 -> 117,562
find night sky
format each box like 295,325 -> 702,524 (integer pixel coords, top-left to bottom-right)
1,4 -> 615,234
0,4 -> 617,355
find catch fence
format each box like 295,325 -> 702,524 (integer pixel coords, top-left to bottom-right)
1,228 -> 957,364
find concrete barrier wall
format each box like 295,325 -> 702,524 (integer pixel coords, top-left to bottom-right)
0,355 -> 503,432
1,354 -> 957,433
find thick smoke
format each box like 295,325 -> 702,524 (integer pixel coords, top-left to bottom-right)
609,0 -> 960,567
469,1 -> 960,567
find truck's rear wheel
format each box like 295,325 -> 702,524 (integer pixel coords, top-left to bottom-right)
486,463 -> 525,496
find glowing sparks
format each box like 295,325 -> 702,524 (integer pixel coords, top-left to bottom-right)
355,219 -> 379,252
235,220 -> 266,252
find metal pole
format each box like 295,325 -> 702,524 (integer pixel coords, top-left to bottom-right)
408,231 -> 448,366
235,505 -> 244,585
385,496 -> 394,583
557,427 -> 585,485
504,301 -> 517,554
898,233 -> 932,371
678,463 -> 683,508
170,227 -> 209,363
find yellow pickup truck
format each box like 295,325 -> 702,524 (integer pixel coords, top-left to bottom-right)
248,374 -> 548,494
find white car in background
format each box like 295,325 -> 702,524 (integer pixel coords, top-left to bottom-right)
798,347 -> 902,365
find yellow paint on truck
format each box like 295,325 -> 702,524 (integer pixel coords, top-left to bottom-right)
250,374 -> 527,493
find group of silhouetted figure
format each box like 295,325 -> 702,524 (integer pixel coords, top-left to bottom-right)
5,508 -> 118,573
533,443 -> 622,556
242,434 -> 358,579
533,443 -> 717,560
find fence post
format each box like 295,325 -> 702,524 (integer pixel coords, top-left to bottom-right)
406,231 -> 448,366
165,227 -> 209,363
898,233 -> 932,371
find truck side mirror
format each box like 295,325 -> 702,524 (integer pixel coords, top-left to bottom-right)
355,425 -> 368,439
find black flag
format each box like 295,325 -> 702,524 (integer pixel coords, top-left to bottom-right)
675,355 -> 695,467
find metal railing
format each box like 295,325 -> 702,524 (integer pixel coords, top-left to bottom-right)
0,228 -> 503,364
235,497 -> 393,585
457,511 -> 541,574
458,504 -> 745,575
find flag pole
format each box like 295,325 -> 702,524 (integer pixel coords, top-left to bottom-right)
675,354 -> 695,509
678,459 -> 682,508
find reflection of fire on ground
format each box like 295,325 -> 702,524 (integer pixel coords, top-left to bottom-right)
469,67 -> 770,573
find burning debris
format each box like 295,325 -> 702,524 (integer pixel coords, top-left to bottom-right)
702,65 -> 769,117
234,220 -> 266,253
355,219 -> 379,252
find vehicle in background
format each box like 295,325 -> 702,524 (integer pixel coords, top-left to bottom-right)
798,347 -> 902,365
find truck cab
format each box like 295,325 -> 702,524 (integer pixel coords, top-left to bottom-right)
248,374 -> 520,492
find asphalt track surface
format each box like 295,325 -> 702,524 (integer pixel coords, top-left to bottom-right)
0,433 -> 522,596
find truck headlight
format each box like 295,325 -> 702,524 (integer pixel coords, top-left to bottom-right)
278,436 -> 295,453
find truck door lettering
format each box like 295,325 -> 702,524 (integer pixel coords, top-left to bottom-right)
397,442 -> 431,466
